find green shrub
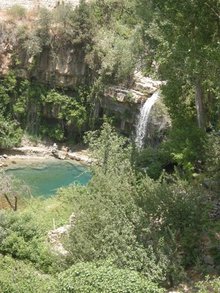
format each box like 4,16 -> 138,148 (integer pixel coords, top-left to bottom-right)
58,262 -> 164,293
0,211 -> 55,272
7,5 -> 26,20
62,185 -> 168,282
40,89 -> 88,140
89,27 -> 136,83
0,115 -> 23,149
40,124 -> 65,142
22,30 -> 43,57
0,256 -> 59,293
61,124 -> 169,282
135,146 -> 171,179
162,122 -> 206,177
196,276 -> 220,293
0,173 -> 31,211
136,173 -> 209,278
205,132 -> 220,192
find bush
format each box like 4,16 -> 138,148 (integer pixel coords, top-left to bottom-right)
58,262 -> 164,293
0,173 -> 30,210
7,5 -> 26,20
205,132 -> 220,192
41,90 -> 88,140
0,256 -> 58,293
162,123 -> 206,177
62,124 -> 169,282
62,184 -> 168,282
134,146 -> 171,179
136,173 -> 209,284
40,124 -> 65,142
0,210 -> 55,272
196,276 -> 220,292
0,115 -> 23,149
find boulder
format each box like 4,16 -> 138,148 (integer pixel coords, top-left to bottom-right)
68,152 -> 93,164
48,213 -> 75,256
52,150 -> 67,160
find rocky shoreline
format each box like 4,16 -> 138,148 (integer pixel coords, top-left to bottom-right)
0,143 -> 93,168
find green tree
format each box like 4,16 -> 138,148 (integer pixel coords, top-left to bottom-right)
41,90 -> 88,140
136,0 -> 220,174
0,115 -> 22,149
0,173 -> 30,211
137,169 -> 211,286
138,0 -> 220,130
51,0 -> 95,50
62,123 -> 168,282
205,131 -> 220,192
0,72 -> 17,115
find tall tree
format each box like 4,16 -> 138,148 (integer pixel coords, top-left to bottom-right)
138,0 -> 220,129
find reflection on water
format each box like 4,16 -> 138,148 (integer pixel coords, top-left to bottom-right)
5,160 -> 91,197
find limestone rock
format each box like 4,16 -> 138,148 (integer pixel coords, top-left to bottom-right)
48,213 -> 75,256
68,152 -> 93,164
105,87 -> 145,104
133,71 -> 164,96
52,150 -> 67,160
143,99 -> 171,145
48,225 -> 70,256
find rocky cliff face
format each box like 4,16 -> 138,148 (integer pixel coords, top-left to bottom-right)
0,23 -> 14,75
16,46 -> 87,88
100,72 -> 171,143
0,23 -> 87,88
0,21 -> 170,143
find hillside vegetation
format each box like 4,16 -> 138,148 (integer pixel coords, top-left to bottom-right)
0,0 -> 220,292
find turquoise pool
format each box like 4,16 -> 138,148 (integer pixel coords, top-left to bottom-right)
5,160 -> 91,197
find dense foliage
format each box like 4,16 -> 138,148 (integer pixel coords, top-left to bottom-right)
0,73 -> 90,144
59,262 -> 163,293
0,0 -> 219,292
0,210 -> 56,272
0,0 -> 144,148
137,0 -> 220,174
0,122 -> 218,290
0,256 -> 58,293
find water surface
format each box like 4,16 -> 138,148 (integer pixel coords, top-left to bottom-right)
5,160 -> 91,197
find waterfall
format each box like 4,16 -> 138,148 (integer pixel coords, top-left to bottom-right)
135,91 -> 160,148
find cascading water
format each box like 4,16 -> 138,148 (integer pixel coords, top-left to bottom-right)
135,91 -> 160,148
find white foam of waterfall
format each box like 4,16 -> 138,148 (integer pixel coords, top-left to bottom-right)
135,91 -> 160,148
